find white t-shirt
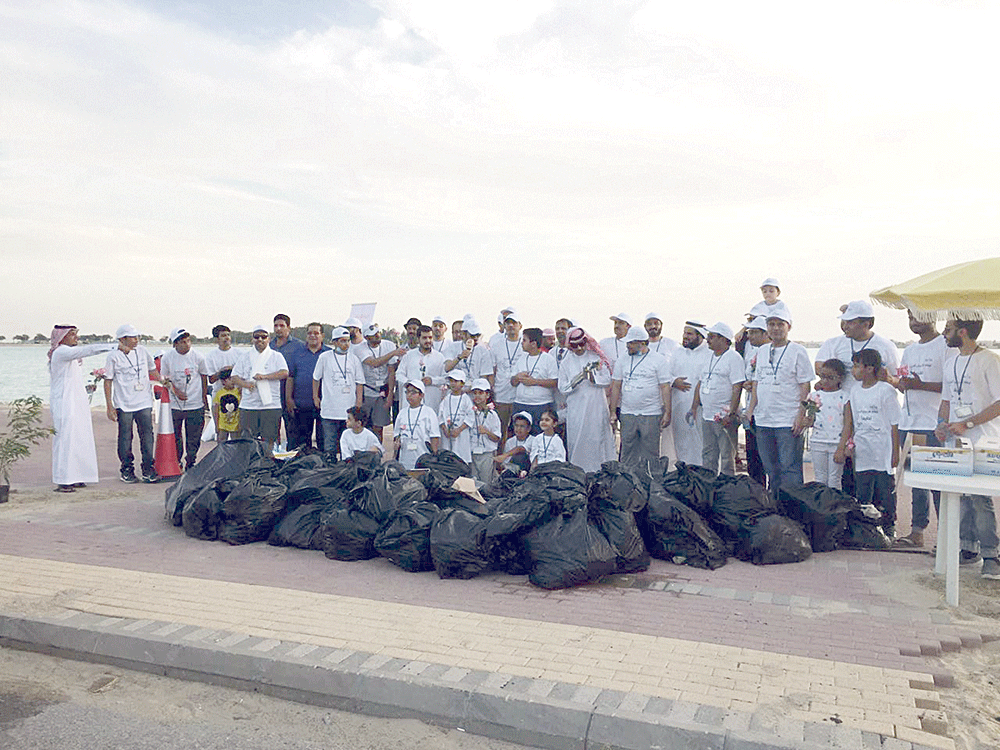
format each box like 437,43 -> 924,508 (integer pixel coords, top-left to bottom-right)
397,349 -> 448,412
160,349 -> 210,412
450,343 -> 495,382
899,335 -> 952,432
613,349 -> 671,416
809,388 -> 849,446
205,346 -> 241,394
698,349 -> 745,421
512,351 -> 558,405
313,349 -> 363,420
599,336 -> 628,367
943,347 -> 1000,445
340,428 -> 384,459
105,346 -> 155,412
469,407 -> 502,455
648,337 -> 679,358
492,335 -> 524,403
849,381 -> 901,473
821,333 -> 900,390
357,340 -> 398,395
234,348 -> 288,410
752,342 -> 814,428
527,433 -> 566,465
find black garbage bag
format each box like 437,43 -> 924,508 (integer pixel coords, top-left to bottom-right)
165,438 -> 274,525
416,450 -> 472,493
218,472 -> 289,545
530,461 -> 587,493
737,514 -> 812,565
284,468 -> 350,509
482,485 -> 554,539
662,462 -> 717,517
778,483 -> 856,553
589,462 -> 647,512
638,485 -> 728,570
430,486 -> 491,515
268,501 -> 338,549
321,507 -> 381,561
482,469 -> 524,499
273,451 -> 329,482
490,534 -> 532,575
840,509 -> 892,550
374,501 -> 440,572
523,508 -> 617,589
430,507 -> 493,579
710,474 -> 776,552
351,450 -> 385,483
181,482 -> 224,541
591,496 -> 650,574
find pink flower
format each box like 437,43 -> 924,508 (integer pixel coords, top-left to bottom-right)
897,365 -> 911,378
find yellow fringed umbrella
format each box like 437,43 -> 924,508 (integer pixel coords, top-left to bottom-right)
870,257 -> 1000,322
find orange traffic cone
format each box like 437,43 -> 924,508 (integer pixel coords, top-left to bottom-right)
154,390 -> 182,478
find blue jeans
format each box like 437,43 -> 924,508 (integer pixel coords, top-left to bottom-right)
171,408 -> 204,469
116,407 -> 154,476
901,429 -> 940,530
756,426 -> 804,499
960,495 -> 999,559
322,418 -> 347,456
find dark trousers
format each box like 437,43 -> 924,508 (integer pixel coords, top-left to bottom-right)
291,406 -> 322,450
322,418 -> 347,457
116,408 -> 154,476
171,409 -> 204,469
855,470 -> 897,530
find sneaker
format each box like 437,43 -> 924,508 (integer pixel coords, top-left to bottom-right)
960,550 -> 983,566
120,469 -> 139,484
142,471 -> 160,484
883,525 -> 896,541
982,558 -> 1000,580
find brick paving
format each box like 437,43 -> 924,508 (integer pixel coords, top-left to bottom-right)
1,410 -> 997,749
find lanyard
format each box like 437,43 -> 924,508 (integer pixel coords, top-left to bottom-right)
405,406 -> 424,437
505,338 -> 519,367
446,395 -> 463,425
626,352 -> 648,381
126,349 -> 142,380
768,344 -> 788,381
954,350 -> 978,400
850,337 -> 872,358
526,354 -> 542,379
332,351 -> 348,381
705,352 -> 723,384
538,433 -> 555,460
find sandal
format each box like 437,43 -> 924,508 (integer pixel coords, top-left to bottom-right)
71,482 -> 87,488
54,485 -> 76,493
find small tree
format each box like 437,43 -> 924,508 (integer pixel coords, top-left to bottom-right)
0,396 -> 54,487
14,334 -> 28,343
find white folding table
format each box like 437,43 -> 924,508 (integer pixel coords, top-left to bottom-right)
903,470 -> 1000,606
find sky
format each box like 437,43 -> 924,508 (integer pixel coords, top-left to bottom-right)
2,0 -> 999,344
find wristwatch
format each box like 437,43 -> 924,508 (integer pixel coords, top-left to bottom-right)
966,420 -> 976,429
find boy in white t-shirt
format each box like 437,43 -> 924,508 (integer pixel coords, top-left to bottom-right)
393,380 -> 441,470
494,411 -> 532,476
468,378 -> 501,485
340,406 -> 384,460
438,371 -> 475,462
805,359 -> 849,489
836,350 -> 901,537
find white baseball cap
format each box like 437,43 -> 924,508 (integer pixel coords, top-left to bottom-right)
330,326 -> 350,340
432,315 -> 447,324
115,324 -> 140,339
761,277 -> 780,289
707,322 -> 734,341
363,323 -> 380,338
168,327 -> 190,344
747,316 -> 768,331
405,379 -> 426,394
766,308 -> 793,324
839,300 -> 874,320
463,319 -> 483,336
343,317 -> 362,329
610,313 -> 633,325
644,312 -> 662,323
623,326 -> 649,343
251,324 -> 269,335
470,378 -> 491,391
446,369 -> 468,382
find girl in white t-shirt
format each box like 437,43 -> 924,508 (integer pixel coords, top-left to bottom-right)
527,409 -> 566,466
340,406 -> 384,460
836,350 -> 901,537
806,359 -> 849,489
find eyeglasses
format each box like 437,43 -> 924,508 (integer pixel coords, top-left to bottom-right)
253,334 -> 268,340
569,342 -> 586,350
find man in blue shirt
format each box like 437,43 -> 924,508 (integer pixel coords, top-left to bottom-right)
270,313 -> 305,449
284,322 -> 329,450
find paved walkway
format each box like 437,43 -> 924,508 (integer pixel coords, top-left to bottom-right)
1,410 -> 997,749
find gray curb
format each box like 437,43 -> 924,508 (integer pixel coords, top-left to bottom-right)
0,612 -> 937,750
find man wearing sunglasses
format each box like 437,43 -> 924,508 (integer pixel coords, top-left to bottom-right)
233,324 -> 289,450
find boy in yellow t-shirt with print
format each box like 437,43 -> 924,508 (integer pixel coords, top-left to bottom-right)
212,368 -> 241,442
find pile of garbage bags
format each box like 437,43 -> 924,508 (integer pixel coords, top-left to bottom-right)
166,440 -> 888,590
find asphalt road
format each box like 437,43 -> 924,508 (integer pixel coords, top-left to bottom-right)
0,646 -> 536,750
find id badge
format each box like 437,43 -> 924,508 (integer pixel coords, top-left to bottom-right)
407,441 -> 420,451
623,384 -> 634,393
134,382 -> 145,391
954,403 -> 974,420
341,386 -> 352,394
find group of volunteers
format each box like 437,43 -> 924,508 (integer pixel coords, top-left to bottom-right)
44,279 -> 1000,579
